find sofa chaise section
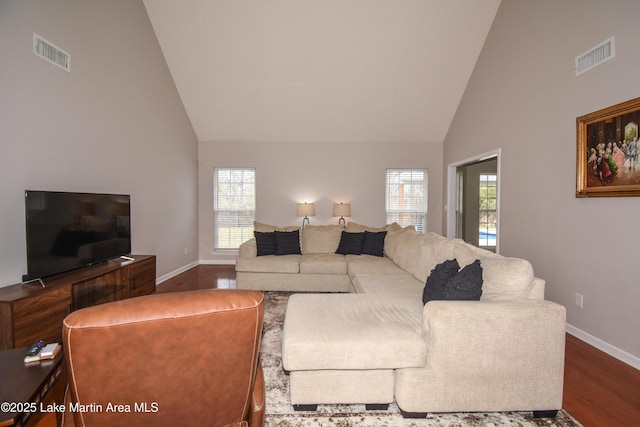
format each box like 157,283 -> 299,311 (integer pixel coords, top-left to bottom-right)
282,293 -> 426,409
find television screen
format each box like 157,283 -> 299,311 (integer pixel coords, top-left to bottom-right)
24,190 -> 131,281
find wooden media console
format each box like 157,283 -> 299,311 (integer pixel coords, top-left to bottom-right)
0,255 -> 156,350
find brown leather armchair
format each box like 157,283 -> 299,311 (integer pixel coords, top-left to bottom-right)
62,289 -> 265,427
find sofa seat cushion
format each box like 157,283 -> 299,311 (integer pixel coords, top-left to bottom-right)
352,273 -> 424,297
299,253 -> 347,275
282,294 -> 426,371
346,255 -> 400,277
235,254 -> 300,273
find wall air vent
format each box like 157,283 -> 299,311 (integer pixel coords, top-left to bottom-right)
33,33 -> 70,72
575,36 -> 614,76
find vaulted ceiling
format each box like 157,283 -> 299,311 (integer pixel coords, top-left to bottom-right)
143,0 -> 501,143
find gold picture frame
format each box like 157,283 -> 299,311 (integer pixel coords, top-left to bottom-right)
576,96 -> 640,197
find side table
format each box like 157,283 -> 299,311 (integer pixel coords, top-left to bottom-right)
0,347 -> 65,427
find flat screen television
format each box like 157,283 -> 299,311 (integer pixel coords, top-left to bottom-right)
24,190 -> 131,281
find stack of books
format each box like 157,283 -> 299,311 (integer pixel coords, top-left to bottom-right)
24,341 -> 61,363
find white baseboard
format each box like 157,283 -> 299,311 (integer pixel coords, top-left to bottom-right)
155,261 -> 200,285
566,323 -> 640,370
199,259 -> 236,265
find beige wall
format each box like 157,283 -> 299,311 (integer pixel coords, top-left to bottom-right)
0,0 -> 199,286
444,0 -> 640,364
199,141 -> 443,263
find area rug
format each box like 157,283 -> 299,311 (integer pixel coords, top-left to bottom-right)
259,292 -> 583,427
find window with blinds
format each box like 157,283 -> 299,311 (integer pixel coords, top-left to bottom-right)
214,168 -> 255,250
478,174 -> 497,248
385,169 -> 428,233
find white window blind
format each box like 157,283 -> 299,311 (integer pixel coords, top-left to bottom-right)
214,168 -> 255,249
385,169 -> 428,232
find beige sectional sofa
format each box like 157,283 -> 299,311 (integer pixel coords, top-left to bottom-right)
235,222 -> 566,418
236,222 -> 401,292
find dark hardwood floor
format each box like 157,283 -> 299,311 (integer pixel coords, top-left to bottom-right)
157,265 -> 640,427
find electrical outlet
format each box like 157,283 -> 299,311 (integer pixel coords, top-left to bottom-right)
575,293 -> 584,308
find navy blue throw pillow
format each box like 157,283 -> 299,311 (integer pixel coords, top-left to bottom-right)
335,231 -> 365,255
254,231 -> 277,256
361,231 -> 387,257
422,259 -> 483,304
274,230 -> 301,255
422,259 -> 460,304
443,259 -> 483,301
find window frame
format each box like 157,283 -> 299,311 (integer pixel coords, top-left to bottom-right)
385,168 -> 428,232
213,167 -> 256,250
478,173 -> 497,248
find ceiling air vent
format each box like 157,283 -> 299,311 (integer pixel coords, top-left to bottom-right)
33,33 -> 70,72
575,36 -> 614,76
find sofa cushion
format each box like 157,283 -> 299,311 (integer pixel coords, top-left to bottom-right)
301,225 -> 343,254
346,255 -> 401,277
413,237 -> 457,283
275,230 -> 301,255
254,231 -> 277,256
235,254 -> 300,273
452,239 -> 499,267
283,294 -> 426,371
353,273 -> 424,297
335,231 -> 365,255
391,231 -> 429,276
300,253 -> 348,275
383,226 -> 416,261
361,231 -> 387,257
480,257 -> 535,301
346,222 -> 402,233
254,221 -> 300,233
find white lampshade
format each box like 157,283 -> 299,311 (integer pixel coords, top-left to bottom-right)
296,203 -> 315,217
332,203 -> 351,218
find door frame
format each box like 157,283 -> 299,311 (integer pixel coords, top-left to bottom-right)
446,148 -> 501,253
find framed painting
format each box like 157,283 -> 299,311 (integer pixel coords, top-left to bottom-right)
576,96 -> 640,197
